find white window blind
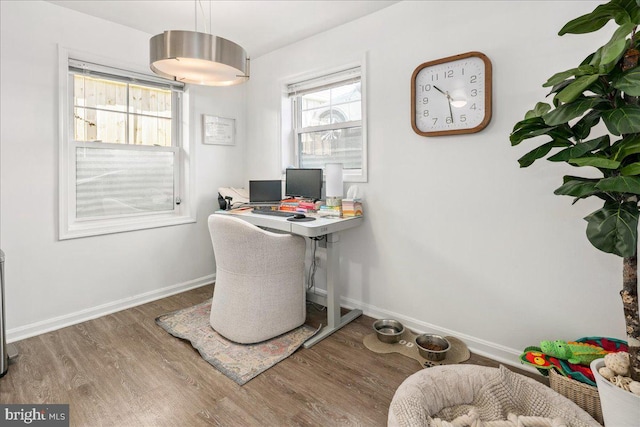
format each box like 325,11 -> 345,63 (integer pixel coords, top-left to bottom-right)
286,66 -> 360,97
75,146 -> 176,219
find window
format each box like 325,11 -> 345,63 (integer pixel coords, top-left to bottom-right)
285,64 -> 367,182
59,54 -> 194,239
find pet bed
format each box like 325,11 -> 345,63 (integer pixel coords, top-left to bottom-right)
388,365 -> 599,427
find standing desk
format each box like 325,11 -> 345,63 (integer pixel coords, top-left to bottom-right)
215,209 -> 363,348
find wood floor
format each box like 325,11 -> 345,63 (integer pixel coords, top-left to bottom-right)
1,284 -> 544,426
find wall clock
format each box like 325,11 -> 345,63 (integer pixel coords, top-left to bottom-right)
411,51 -> 492,137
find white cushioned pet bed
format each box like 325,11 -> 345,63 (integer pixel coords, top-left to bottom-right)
388,365 -> 599,427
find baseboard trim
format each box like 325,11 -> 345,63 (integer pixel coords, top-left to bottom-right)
7,274 -> 215,343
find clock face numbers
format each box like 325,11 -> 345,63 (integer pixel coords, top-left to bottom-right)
411,53 -> 492,136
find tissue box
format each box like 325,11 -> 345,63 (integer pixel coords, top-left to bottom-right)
342,199 -> 363,217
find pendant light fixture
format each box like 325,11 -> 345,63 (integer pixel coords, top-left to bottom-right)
150,1 -> 249,86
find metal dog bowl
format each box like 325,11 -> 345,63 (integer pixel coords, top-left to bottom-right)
415,334 -> 450,361
373,319 -> 405,343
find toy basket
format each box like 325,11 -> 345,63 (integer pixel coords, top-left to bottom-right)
548,368 -> 602,424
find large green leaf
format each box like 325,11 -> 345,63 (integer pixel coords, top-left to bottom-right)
589,39 -> 629,74
518,140 -> 571,167
543,98 -> 605,126
554,176 -> 600,198
543,65 -> 599,88
510,117 -> 557,146
548,135 -> 610,162
544,68 -> 581,88
572,110 -> 602,140
613,67 -> 640,95
555,75 -> 602,103
621,162 -> 640,175
602,105 -> 640,135
584,201 -> 639,257
600,23 -> 636,65
559,3 -> 631,35
547,79 -> 574,97
547,126 -> 575,144
612,134 -> 640,161
588,77 -> 614,96
524,102 -> 552,119
559,15 -> 611,35
569,157 -> 621,169
614,0 -> 640,23
589,47 -> 618,75
596,175 -> 640,194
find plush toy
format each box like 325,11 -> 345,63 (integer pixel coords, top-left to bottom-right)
520,347 -> 554,370
539,340 -> 607,365
520,337 -> 627,387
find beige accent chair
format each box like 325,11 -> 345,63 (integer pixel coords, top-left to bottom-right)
207,214 -> 306,344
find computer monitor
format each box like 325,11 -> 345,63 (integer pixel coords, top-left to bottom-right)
249,180 -> 282,204
285,168 -> 323,201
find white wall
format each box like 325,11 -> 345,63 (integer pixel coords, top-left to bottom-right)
246,1 -> 625,364
0,1 -> 246,340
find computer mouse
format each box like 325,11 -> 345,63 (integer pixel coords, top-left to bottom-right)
293,213 -> 306,219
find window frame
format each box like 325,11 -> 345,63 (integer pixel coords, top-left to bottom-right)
58,47 -> 195,240
282,59 -> 368,183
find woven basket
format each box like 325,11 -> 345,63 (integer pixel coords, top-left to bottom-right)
549,368 -> 603,424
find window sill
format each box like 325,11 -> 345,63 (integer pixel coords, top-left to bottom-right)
59,213 -> 196,240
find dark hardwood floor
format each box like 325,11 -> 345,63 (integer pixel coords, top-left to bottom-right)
1,284 -> 544,426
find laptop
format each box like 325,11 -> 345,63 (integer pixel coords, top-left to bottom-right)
249,180 -> 282,205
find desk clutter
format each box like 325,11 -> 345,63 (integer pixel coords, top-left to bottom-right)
273,197 -> 363,218
217,187 -> 363,219
218,173 -> 364,218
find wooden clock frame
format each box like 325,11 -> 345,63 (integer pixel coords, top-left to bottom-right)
411,51 -> 492,137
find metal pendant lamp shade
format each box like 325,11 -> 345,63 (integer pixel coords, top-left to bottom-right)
150,30 -> 249,86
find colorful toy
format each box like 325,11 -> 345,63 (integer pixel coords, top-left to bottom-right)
519,347 -> 596,385
519,347 -> 554,369
577,336 -> 628,353
520,337 -> 628,387
540,340 -> 607,365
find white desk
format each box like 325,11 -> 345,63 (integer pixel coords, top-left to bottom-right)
216,209 -> 363,348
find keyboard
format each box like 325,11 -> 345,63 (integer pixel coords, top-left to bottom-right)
252,208 -> 295,217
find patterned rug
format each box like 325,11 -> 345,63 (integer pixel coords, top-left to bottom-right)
156,299 -> 318,385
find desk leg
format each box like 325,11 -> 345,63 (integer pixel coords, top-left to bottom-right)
303,232 -> 362,348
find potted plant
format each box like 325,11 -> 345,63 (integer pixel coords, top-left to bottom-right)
510,0 -> 639,421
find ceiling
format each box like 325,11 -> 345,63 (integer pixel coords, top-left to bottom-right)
46,0 -> 399,59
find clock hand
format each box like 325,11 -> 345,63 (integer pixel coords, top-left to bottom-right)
434,85 -> 454,122
433,85 -> 447,96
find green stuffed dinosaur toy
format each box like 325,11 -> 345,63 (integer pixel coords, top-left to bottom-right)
540,340 -> 607,365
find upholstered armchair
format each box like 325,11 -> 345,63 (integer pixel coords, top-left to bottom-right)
207,214 -> 306,344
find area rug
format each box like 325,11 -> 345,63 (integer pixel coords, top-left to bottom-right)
156,299 -> 319,385
363,329 -> 470,368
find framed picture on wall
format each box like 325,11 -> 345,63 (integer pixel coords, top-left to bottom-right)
203,115 -> 235,146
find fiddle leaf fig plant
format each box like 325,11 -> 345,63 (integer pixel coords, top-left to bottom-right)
510,0 -> 640,380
